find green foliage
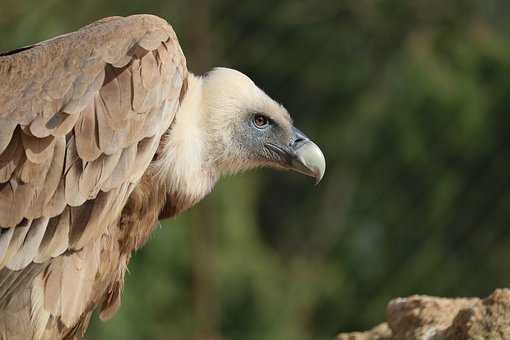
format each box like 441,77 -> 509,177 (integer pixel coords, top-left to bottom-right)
2,1 -> 510,339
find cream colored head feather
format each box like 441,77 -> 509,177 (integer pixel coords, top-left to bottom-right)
155,67 -> 324,208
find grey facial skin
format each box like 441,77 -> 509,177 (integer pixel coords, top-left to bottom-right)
239,113 -> 325,184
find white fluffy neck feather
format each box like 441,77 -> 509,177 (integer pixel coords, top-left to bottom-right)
155,73 -> 219,205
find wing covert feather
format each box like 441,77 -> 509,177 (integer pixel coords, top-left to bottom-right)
0,15 -> 187,275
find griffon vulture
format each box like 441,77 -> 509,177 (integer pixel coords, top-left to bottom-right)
0,15 -> 325,339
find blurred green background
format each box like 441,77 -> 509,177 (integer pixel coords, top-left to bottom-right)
2,1 -> 510,339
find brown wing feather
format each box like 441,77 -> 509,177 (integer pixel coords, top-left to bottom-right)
0,15 -> 187,335
6,217 -> 48,270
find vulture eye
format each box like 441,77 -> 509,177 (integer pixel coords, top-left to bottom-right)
253,114 -> 269,129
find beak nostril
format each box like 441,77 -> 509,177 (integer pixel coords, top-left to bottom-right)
291,127 -> 310,147
291,137 -> 306,147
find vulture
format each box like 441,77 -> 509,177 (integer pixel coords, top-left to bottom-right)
0,15 -> 325,339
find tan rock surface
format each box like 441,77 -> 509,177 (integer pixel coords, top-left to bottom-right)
337,289 -> 510,340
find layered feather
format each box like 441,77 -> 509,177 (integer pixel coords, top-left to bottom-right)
0,14 -> 188,339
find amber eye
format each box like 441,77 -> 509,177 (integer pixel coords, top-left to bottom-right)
253,114 -> 269,129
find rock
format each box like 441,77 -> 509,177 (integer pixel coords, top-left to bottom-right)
336,289 -> 510,340
337,323 -> 392,340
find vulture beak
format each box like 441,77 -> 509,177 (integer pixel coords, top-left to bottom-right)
266,127 -> 326,184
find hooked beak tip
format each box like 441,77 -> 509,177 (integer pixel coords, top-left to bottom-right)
265,127 -> 325,184
292,140 -> 326,184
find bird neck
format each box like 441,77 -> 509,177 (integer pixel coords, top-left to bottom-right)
153,73 -> 219,213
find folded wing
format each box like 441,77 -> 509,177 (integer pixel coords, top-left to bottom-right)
0,15 -> 187,275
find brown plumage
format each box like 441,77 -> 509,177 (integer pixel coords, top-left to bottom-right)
0,15 -> 325,339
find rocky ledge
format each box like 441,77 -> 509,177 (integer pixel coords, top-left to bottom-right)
336,289 -> 510,340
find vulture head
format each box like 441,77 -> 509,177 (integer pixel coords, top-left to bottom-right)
158,67 -> 326,205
